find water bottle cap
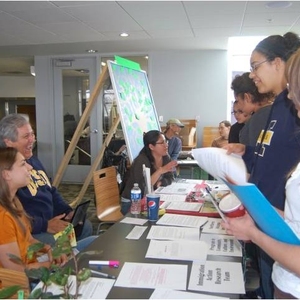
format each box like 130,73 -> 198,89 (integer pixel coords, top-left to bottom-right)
134,183 -> 139,187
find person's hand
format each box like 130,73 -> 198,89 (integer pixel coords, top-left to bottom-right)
221,212 -> 256,241
223,143 -> 246,156
52,253 -> 68,267
47,214 -> 69,234
160,160 -> 178,174
64,211 -> 74,221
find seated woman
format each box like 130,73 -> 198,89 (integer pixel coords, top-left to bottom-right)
120,130 -> 178,215
0,147 -> 68,272
211,120 -> 231,148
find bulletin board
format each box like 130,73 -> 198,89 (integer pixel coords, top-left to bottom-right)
107,60 -> 160,162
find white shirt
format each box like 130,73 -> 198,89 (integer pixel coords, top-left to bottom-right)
272,162 -> 300,297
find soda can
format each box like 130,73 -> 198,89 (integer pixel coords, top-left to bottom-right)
146,194 -> 160,222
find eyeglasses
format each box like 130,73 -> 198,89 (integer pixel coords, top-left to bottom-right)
231,110 -> 243,115
156,140 -> 168,145
250,59 -> 268,73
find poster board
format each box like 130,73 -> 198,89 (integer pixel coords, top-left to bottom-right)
107,60 -> 160,162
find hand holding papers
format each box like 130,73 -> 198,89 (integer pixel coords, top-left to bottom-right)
192,147 -> 300,245
192,148 -> 247,184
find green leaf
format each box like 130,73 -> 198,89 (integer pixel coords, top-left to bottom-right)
50,272 -> 69,286
28,287 -> 43,299
77,268 -> 91,281
27,242 -> 44,253
7,253 -> 23,265
25,267 -> 50,282
0,285 -> 22,299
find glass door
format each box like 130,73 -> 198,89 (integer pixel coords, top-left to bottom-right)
53,57 -> 102,183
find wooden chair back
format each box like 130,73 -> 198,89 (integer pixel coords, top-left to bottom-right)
202,126 -> 219,147
93,166 -> 123,222
0,268 -> 29,298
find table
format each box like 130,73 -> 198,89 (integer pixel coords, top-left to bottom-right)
77,219 -> 243,299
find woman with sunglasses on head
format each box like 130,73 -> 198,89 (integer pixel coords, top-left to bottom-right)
225,32 -> 300,299
222,48 -> 300,300
120,130 -> 177,215
0,147 -> 68,272
231,72 -> 274,147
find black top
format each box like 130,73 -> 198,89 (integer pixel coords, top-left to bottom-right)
228,122 -> 245,143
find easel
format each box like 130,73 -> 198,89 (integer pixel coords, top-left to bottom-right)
52,65 -> 120,208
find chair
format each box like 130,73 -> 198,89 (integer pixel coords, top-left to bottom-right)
93,166 -> 124,234
0,268 -> 30,298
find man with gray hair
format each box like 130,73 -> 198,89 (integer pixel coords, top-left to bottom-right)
0,113 -> 93,246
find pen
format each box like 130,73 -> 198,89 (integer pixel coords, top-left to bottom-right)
89,260 -> 120,268
90,269 -> 116,279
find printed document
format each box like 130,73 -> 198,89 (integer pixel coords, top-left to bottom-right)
201,218 -> 228,235
150,288 -> 228,299
155,182 -> 196,195
126,226 -> 148,240
145,239 -> 208,261
192,148 -> 247,184
33,275 -> 114,299
157,213 -> 208,228
147,225 -> 200,241
162,201 -> 203,212
188,260 -> 245,294
115,262 -> 187,290
200,233 -> 242,257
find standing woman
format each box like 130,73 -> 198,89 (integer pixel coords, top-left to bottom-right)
231,72 -> 274,146
226,32 -> 300,299
222,47 -> 300,299
0,147 -> 67,271
121,130 -> 177,215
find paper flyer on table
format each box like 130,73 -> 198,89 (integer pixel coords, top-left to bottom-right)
155,182 -> 196,195
188,260 -> 245,294
114,262 -> 187,290
201,218 -> 228,235
191,148 -> 247,184
158,194 -> 187,202
200,233 -> 242,257
163,201 -> 203,212
145,239 -> 208,261
33,275 -> 115,299
156,213 -> 208,228
147,225 -> 200,241
150,288 -> 229,299
126,226 -> 148,240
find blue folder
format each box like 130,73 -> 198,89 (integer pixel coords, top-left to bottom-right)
224,180 -> 300,245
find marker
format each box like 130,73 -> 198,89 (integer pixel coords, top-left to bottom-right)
90,269 -> 116,279
89,260 -> 119,268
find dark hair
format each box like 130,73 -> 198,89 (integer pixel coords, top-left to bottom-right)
220,120 -> 231,128
140,130 -> 162,170
231,72 -> 273,104
0,147 -> 29,233
254,32 -> 300,62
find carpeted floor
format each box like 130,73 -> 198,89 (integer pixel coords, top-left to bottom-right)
58,183 -> 100,234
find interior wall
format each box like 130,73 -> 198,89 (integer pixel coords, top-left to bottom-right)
149,50 -> 228,147
20,50 -> 228,178
0,76 -> 35,97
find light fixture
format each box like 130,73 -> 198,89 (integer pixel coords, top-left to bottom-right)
120,32 -> 129,37
265,1 -> 292,9
101,62 -> 106,66
30,66 -> 35,76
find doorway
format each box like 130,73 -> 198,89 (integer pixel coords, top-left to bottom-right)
53,57 -> 101,183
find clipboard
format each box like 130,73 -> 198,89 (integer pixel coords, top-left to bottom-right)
70,200 -> 91,227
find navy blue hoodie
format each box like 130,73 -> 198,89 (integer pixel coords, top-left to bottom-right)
243,89 -> 300,210
17,156 -> 72,234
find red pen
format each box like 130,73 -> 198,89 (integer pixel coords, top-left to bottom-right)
89,260 -> 119,268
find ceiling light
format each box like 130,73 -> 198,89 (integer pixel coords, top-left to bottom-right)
120,32 -> 129,37
265,1 -> 292,9
86,49 -> 97,53
30,66 -> 35,76
101,62 -> 106,66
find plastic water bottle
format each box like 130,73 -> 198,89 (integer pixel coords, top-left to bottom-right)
130,183 -> 142,214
